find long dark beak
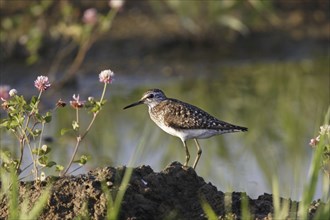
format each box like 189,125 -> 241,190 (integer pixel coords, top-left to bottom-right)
123,100 -> 143,109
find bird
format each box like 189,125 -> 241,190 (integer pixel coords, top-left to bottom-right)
123,89 -> 247,169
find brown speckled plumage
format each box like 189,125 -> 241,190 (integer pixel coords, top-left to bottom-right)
151,98 -> 247,132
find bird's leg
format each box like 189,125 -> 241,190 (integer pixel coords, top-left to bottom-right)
192,139 -> 202,169
183,141 -> 190,167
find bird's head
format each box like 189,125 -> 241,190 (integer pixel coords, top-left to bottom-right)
123,89 -> 167,109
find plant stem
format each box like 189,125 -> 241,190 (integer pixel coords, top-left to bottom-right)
100,83 -> 107,103
61,83 -> 107,176
18,123 -> 38,180
68,165 -> 83,175
17,141 -> 24,174
81,113 -> 97,140
37,122 -> 45,150
61,108 -> 80,176
12,130 -> 24,174
76,108 -> 79,131
17,90 -> 43,179
18,162 -> 34,181
61,112 -> 98,176
37,90 -> 42,101
60,136 -> 81,176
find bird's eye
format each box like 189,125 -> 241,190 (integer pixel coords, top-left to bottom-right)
148,94 -> 154,99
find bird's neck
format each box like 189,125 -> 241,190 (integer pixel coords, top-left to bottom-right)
147,100 -> 162,109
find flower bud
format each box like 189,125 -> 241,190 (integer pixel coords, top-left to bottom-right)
9,89 -> 17,97
56,99 -> 67,108
41,144 -> 48,152
88,96 -> 94,102
109,0 -> 124,10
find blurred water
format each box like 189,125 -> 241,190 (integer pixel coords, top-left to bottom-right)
1,58 -> 329,200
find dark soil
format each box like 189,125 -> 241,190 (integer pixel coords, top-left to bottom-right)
0,162 -> 324,219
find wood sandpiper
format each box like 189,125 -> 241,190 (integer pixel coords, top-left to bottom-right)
123,89 -> 248,169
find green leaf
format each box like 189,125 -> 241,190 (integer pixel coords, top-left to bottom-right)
90,105 -> 100,113
38,155 -> 48,166
72,121 -> 79,130
43,112 -> 52,123
15,95 -> 26,105
30,96 -> 40,111
73,155 -> 90,166
0,151 -> 19,172
25,186 -> 51,219
27,127 -> 41,138
0,120 -> 9,128
96,101 -> 101,107
60,128 -> 72,135
8,120 -> 20,130
30,96 -> 38,105
46,161 -> 56,168
35,113 -> 43,122
32,149 -> 38,155
0,150 -> 12,160
55,165 -> 64,171
33,129 -> 41,136
33,145 -> 51,156
25,103 -> 32,112
96,100 -> 107,108
8,166 -> 19,220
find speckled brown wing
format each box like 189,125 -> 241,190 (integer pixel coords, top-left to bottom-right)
154,99 -> 247,132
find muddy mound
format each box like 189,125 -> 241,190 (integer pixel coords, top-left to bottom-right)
0,162 -> 322,219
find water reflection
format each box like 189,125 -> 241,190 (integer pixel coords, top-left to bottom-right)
2,58 -> 329,200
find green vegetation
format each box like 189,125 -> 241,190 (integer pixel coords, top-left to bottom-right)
1,0 -> 272,63
299,108 -> 330,219
150,0 -> 274,40
0,0 -> 121,83
0,70 -> 114,179
103,167 -> 133,220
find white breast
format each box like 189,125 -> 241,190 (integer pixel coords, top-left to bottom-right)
150,115 -> 219,142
